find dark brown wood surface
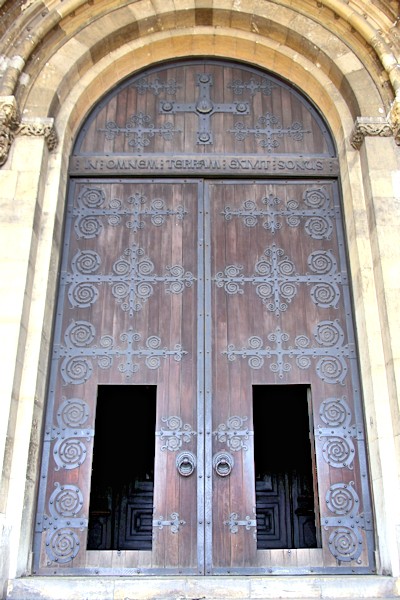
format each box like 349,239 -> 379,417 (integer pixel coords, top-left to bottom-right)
209,180 -> 369,570
36,180 -> 199,571
74,61 -> 332,159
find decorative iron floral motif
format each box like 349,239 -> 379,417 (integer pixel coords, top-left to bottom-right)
221,187 -> 335,240
73,188 -> 187,239
223,320 -> 354,385
39,482 -> 87,564
44,398 -> 93,471
323,482 -> 368,563
54,320 -> 186,385
66,244 -> 195,315
214,245 -> 343,315
213,416 -> 253,451
225,512 -> 257,538
228,77 -> 276,96
156,416 -> 197,452
153,513 -> 186,533
99,112 -> 178,148
228,111 -> 311,151
318,396 -> 362,469
132,76 -> 180,96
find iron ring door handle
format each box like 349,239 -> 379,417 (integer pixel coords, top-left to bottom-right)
176,451 -> 197,477
213,451 -> 234,477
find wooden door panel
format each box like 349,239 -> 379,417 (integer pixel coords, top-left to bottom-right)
256,476 -> 290,549
34,180 -> 201,573
117,482 -> 154,550
208,180 -> 373,572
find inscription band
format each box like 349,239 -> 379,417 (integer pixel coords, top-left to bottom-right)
70,154 -> 339,177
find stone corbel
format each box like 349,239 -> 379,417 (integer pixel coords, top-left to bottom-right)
0,96 -> 20,167
0,97 -> 58,167
350,116 -> 393,150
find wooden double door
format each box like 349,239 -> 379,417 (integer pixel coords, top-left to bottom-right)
34,175 -> 374,574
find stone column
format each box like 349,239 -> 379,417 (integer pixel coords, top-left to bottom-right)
0,129 -> 57,591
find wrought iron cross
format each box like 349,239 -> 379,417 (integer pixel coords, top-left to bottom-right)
160,74 -> 250,145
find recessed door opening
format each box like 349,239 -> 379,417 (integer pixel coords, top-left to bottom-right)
32,59 -> 375,575
87,385 -> 156,551
253,385 -> 320,550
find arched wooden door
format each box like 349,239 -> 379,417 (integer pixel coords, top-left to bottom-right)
33,60 -> 375,575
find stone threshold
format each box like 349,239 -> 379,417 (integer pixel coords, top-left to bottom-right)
6,575 -> 400,600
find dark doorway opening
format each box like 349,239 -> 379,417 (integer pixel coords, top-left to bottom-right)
253,385 -> 320,550
87,385 -> 156,550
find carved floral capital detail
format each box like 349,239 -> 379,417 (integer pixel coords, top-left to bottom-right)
388,99 -> 400,146
0,97 -> 58,167
350,116 -> 393,150
17,118 -> 58,151
0,96 -> 20,167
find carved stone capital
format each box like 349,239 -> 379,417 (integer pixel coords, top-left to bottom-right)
388,99 -> 400,146
350,116 -> 393,150
0,96 -> 20,167
17,118 -> 59,151
0,101 -> 59,167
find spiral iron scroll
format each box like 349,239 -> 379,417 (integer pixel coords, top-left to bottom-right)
318,397 -> 357,469
323,483 -> 366,563
44,398 -> 93,471
40,483 -> 87,564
